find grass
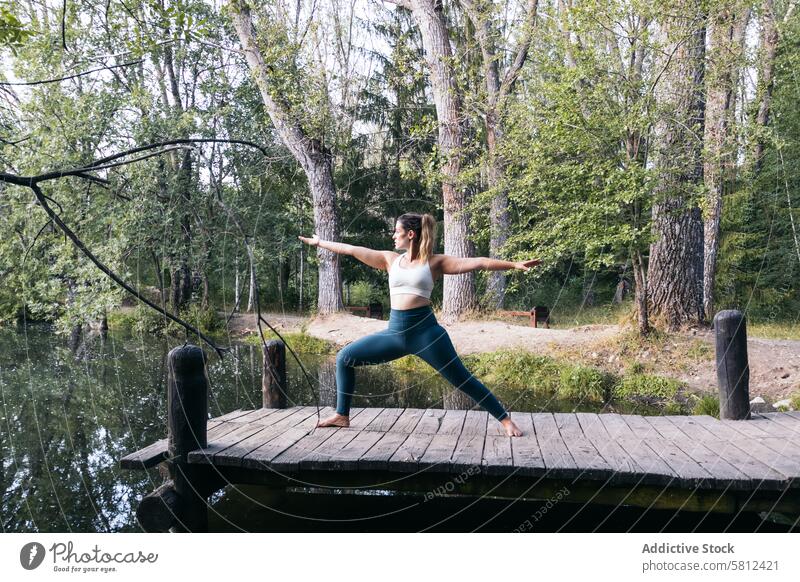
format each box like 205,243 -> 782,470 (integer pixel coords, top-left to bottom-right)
691,394 -> 721,418
476,301 -> 634,329
614,374 -> 682,400
241,330 -> 336,355
107,304 -> 225,337
746,321 -> 800,340
387,347 -> 692,411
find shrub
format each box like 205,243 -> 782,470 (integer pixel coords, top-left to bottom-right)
131,304 -> 169,335
242,331 -> 336,355
466,350 -> 562,397
790,390 -> 800,411
556,365 -> 611,402
627,360 -> 645,374
692,394 -> 720,418
106,310 -> 138,333
349,280 -> 381,306
663,400 -> 686,415
613,374 -> 683,400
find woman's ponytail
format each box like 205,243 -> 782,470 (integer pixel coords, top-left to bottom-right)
397,212 -> 437,262
418,213 -> 436,263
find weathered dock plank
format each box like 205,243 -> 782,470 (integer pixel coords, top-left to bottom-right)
391,408 -> 426,433
554,413 -> 613,481
269,407 -> 341,471
357,432 -> 411,471
699,439 -> 791,490
509,412 -> 546,477
641,437 -> 715,488
214,407 -> 320,467
577,413 -> 642,484
752,412 -> 800,438
364,408 -> 404,432
450,411 -> 487,472
664,415 -> 721,442
531,413 -> 578,478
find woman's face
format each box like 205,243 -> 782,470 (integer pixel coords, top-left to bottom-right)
392,221 -> 414,250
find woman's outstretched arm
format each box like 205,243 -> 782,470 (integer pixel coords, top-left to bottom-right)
298,234 -> 393,271
438,255 -> 541,275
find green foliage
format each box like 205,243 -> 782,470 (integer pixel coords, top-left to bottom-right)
614,374 -> 684,401
348,280 -> 382,306
556,365 -> 611,403
241,331 -> 336,355
165,304 -> 224,336
691,394 -> 721,418
0,4 -> 32,53
464,350 -> 563,397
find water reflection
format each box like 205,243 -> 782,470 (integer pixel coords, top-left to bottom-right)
0,325 -> 734,533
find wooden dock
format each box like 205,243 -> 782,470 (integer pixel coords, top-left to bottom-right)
122,406 -> 800,521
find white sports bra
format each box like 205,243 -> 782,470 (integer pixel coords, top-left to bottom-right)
388,253 -> 434,299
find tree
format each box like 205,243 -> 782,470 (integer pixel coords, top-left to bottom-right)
384,0 -> 478,322
229,0 -> 343,315
647,0 -> 707,329
702,0 -> 751,321
460,0 -> 538,310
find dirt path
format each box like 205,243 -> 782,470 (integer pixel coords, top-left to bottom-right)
227,311 -> 800,404
695,332 -> 800,404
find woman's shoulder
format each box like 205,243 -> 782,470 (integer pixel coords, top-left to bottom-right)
428,254 -> 448,268
428,254 -> 445,278
383,251 -> 401,269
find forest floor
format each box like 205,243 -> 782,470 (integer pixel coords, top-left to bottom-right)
227,310 -> 800,405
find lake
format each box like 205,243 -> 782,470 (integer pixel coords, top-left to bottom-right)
0,325 -> 793,532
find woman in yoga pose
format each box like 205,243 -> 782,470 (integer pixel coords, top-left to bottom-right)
298,212 -> 540,437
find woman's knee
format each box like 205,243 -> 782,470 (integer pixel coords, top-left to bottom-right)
336,347 -> 354,368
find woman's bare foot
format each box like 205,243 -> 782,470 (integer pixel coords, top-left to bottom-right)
316,413 -> 350,428
500,417 -> 523,437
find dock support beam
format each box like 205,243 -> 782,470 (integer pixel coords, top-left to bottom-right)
136,344 -> 215,532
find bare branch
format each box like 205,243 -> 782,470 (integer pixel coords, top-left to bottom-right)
27,181 -> 228,356
498,0 -> 539,103
0,60 -> 144,87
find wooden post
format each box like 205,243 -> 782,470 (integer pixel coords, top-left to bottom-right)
136,481 -> 181,532
166,344 -> 209,532
713,310 -> 750,420
262,339 -> 287,408
531,306 -> 550,329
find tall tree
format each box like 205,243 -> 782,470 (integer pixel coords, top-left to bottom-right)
460,0 -> 538,310
647,0 -> 707,329
702,0 -> 751,321
385,0 -> 478,322
230,0 -> 344,315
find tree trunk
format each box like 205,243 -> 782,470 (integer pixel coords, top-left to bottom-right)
234,255 -> 241,313
247,253 -> 256,313
632,250 -> 650,335
703,3 -> 751,321
486,118 -> 510,309
461,0 -> 538,311
752,0 -> 779,174
230,1 -> 343,315
408,0 -> 476,322
648,2 -> 707,330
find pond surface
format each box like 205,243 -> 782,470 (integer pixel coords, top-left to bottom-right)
0,326 -> 793,532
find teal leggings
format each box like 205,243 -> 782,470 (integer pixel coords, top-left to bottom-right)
335,305 -> 509,421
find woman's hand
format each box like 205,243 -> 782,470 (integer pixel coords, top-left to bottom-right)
513,258 -> 542,272
298,233 -> 320,247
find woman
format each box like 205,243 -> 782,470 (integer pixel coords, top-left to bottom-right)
298,212 -> 540,437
